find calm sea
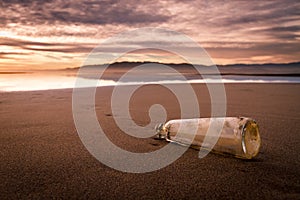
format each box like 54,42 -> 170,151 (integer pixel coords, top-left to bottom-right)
1,71 -> 299,92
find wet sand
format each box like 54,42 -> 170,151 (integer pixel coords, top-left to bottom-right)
1,83 -> 300,199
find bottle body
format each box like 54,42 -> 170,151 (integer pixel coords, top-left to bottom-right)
155,117 -> 261,159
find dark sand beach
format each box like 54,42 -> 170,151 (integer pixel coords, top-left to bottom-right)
1,83 -> 300,199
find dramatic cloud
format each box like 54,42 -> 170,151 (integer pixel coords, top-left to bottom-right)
1,0 -> 170,27
0,0 -> 299,70
0,37 -> 94,53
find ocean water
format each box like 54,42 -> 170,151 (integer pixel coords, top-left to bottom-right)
0,72 -> 300,92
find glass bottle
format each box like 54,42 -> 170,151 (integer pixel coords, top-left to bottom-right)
155,117 -> 261,159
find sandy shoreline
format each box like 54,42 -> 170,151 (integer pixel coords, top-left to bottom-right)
1,83 -> 300,199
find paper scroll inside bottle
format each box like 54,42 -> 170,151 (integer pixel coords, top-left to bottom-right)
155,117 -> 261,159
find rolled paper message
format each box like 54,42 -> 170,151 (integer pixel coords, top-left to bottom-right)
155,117 -> 261,159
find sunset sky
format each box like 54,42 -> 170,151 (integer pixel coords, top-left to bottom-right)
0,0 -> 299,71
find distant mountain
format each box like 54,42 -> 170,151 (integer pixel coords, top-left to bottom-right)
72,61 -> 300,76
217,61 -> 300,68
216,61 -> 300,76
79,61 -> 198,69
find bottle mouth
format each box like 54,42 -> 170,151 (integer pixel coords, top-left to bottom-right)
155,123 -> 167,139
241,120 -> 261,159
